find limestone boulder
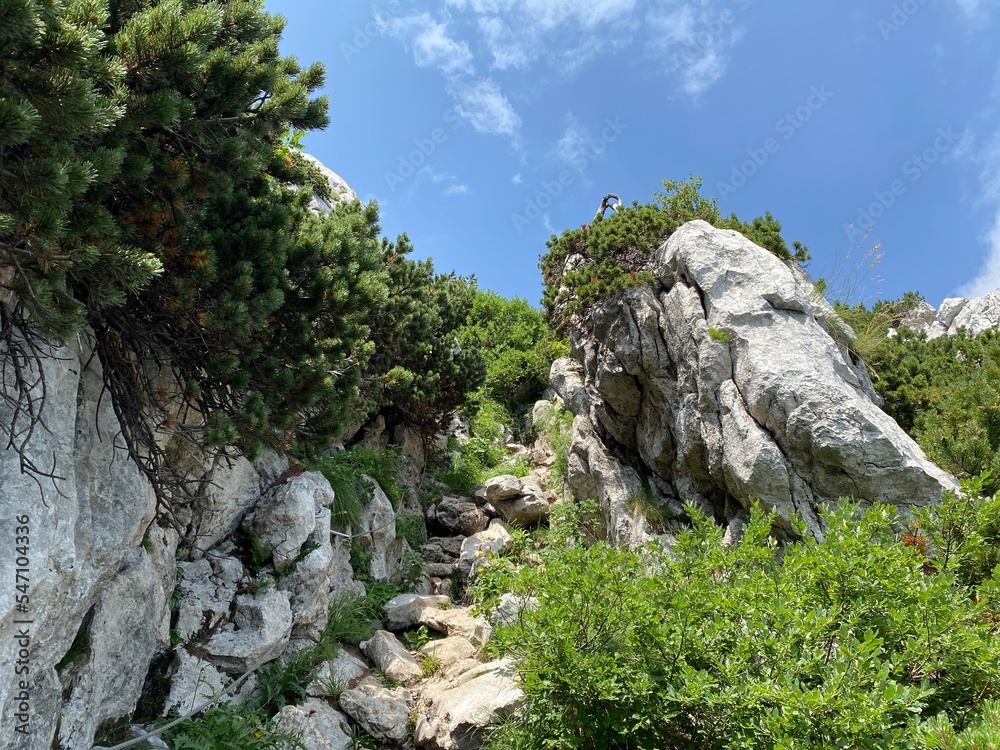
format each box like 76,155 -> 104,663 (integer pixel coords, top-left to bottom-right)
430,496 -> 488,536
275,699 -> 354,750
383,594 -> 451,631
307,648 -> 370,697
418,606 -> 492,646
490,478 -> 550,527
204,588 -> 292,673
413,659 -> 523,750
249,471 -> 332,571
458,524 -> 512,582
338,677 -> 411,743
419,636 -> 477,670
553,220 -> 955,543
360,630 -> 423,684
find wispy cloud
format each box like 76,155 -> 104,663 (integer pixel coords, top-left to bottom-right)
444,184 -> 471,195
645,3 -> 744,98
448,78 -> 522,140
380,13 -> 475,76
957,127 -> 1000,297
555,113 -> 592,170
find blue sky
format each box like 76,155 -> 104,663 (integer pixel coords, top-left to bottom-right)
266,0 -> 1000,310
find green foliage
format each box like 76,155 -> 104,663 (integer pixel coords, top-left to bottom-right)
540,177 -> 809,330
536,403 -> 574,490
324,592 -> 380,647
849,307 -> 1000,491
488,498 -> 1000,750
359,235 -> 486,437
163,702 -> 302,750
914,474 -> 1000,589
395,512 -> 427,549
920,701 -> 1000,749
459,290 -> 568,413
708,326 -> 730,344
315,446 -> 407,509
403,625 -> 432,651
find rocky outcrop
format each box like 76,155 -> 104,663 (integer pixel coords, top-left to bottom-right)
899,290 -> 1000,339
554,220 -> 956,544
413,658 -> 523,750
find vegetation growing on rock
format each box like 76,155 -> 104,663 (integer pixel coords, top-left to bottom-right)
539,176 -> 809,330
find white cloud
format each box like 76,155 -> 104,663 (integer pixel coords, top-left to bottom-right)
957,128 -> 1000,297
380,13 -> 475,76
645,3 -> 743,98
555,113 -> 592,169
512,173 -> 522,184
448,78 -> 522,139
444,184 -> 470,195
448,0 -> 638,74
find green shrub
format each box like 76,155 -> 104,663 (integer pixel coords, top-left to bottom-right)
396,512 -> 427,548
459,291 -> 567,414
920,701 -> 1000,749
316,446 -> 407,509
488,496 -> 1000,749
540,177 -> 808,330
163,703 -> 303,750
536,404 -> 574,489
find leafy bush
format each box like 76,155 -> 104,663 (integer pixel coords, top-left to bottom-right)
459,290 -> 568,413
540,177 -> 809,330
163,703 -> 302,750
488,495 -> 1000,750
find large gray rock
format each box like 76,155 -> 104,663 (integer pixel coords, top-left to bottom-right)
413,659 -> 523,750
163,648 -> 227,716
204,588 -> 292,673
307,648 -> 370,697
457,524 -> 512,583
897,291 -> 1000,341
175,553 -> 244,641
57,548 -> 172,749
490,478 -> 550,527
250,471 -> 332,571
417,606 -> 492,646
275,698 -> 354,750
419,636 -> 477,670
0,334 -> 161,750
356,480 -> 412,582
383,594 -> 451,631
300,151 -> 359,210
429,496 -> 488,536
360,630 -> 423,684
338,677 -> 411,743
553,220 -> 956,543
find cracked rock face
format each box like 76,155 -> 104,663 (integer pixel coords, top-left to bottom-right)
556,220 -> 956,543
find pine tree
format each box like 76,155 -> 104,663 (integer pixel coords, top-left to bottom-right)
0,0 -> 160,337
359,234 -> 485,439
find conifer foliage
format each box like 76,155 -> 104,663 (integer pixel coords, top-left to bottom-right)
1,0 -> 483,518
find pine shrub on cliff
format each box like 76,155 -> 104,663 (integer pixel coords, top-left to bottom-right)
0,0 -> 483,509
539,177 -> 809,330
